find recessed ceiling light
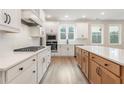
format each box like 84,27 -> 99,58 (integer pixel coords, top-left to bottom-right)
82,15 -> 86,18
47,15 -> 51,18
64,15 -> 69,18
100,12 -> 105,15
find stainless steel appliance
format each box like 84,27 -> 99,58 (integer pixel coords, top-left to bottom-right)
46,41 -> 57,52
40,38 -> 42,46
47,35 -> 57,41
14,46 -> 45,52
46,34 -> 57,52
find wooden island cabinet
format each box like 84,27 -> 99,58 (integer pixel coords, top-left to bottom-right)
76,46 -> 124,84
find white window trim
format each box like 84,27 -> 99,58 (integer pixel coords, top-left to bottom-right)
58,24 -> 76,41
91,24 -> 104,45
109,24 -> 121,45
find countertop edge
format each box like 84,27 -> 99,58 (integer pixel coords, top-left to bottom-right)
76,46 -> 124,66
0,46 -> 50,71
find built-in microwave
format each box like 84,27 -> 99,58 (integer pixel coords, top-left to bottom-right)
47,35 -> 57,40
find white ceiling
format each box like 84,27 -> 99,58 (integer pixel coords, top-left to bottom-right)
44,9 -> 124,21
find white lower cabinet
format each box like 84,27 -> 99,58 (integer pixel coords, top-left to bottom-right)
54,44 -> 74,56
9,64 -> 37,84
0,47 -> 51,84
6,55 -> 37,84
37,47 -> 51,83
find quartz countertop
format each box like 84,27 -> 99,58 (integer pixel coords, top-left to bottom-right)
77,46 -> 124,66
0,47 -> 50,71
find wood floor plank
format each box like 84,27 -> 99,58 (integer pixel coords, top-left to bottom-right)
40,56 -> 89,84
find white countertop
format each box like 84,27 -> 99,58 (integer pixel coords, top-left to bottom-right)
77,46 -> 124,66
58,44 -> 84,45
0,47 -> 49,71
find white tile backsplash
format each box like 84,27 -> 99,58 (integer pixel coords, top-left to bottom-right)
0,24 -> 40,54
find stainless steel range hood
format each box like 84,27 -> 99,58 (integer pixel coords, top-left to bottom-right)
21,10 -> 42,26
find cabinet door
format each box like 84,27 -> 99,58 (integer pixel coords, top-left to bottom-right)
42,56 -> 47,76
81,52 -> 85,72
76,23 -> 88,38
78,48 -> 82,67
77,48 -> 81,66
60,45 -> 67,56
47,51 -> 51,66
89,60 -> 101,84
9,64 -> 37,84
67,45 -> 74,56
85,56 -> 89,78
81,50 -> 89,78
5,9 -> 21,29
38,52 -> 47,82
38,55 -> 43,82
0,9 -> 21,32
57,45 -> 61,56
100,67 -> 120,84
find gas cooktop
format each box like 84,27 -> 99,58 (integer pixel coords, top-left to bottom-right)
14,46 -> 45,52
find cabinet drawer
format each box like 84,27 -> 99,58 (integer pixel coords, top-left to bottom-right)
90,53 -> 120,76
6,56 -> 37,83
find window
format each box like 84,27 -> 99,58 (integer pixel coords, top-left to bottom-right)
60,27 -> 66,39
109,25 -> 121,44
59,24 -> 75,41
68,26 -> 74,40
91,24 -> 103,44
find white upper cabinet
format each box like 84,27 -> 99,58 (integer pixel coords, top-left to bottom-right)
0,9 -> 21,33
76,23 -> 88,39
44,22 -> 59,35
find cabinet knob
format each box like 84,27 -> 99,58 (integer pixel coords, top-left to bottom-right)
104,64 -> 108,66
19,67 -> 23,71
33,70 -> 36,73
92,56 -> 95,59
33,59 -> 36,61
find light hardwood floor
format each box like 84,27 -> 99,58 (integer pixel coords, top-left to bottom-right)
40,56 -> 89,84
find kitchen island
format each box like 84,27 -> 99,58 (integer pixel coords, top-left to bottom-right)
76,46 -> 124,84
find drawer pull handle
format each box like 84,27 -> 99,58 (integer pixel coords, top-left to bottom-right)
92,57 -> 95,58
33,59 -> 36,61
96,67 -> 99,75
104,64 -> 108,66
19,67 -> 23,71
98,67 -> 102,76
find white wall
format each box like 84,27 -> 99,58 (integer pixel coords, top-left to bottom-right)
0,24 -> 40,54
